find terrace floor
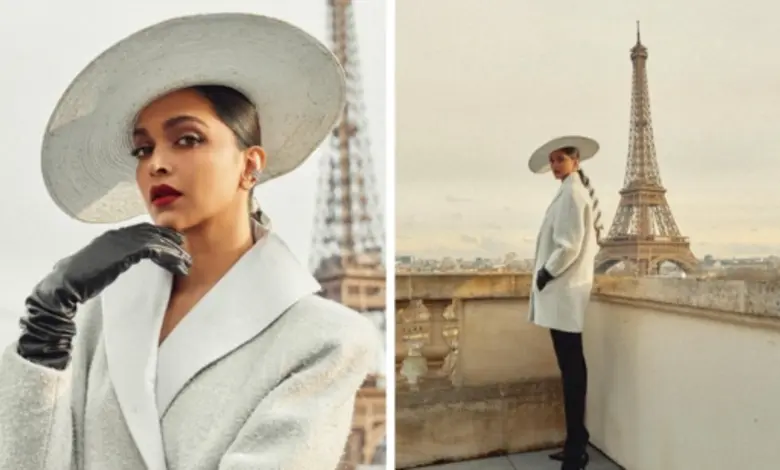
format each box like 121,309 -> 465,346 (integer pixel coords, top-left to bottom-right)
416,446 -> 621,470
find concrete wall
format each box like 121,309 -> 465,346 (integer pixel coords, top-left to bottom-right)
396,273 -> 780,469
585,298 -> 780,470
459,298 -> 557,386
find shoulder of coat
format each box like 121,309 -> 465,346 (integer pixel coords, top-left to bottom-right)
281,294 -> 382,358
562,177 -> 590,206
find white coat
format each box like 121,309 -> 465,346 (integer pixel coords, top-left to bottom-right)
0,223 -> 381,470
528,173 -> 598,333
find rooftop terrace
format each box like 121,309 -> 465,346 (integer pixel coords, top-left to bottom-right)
395,273 -> 780,470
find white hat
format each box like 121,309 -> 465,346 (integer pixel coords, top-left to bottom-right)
41,13 -> 346,223
528,135 -> 599,174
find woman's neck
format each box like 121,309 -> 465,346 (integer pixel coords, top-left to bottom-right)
174,212 -> 254,292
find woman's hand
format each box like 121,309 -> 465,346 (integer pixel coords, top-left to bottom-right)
536,267 -> 554,291
18,223 -> 192,369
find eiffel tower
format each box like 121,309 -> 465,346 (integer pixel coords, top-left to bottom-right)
310,1 -> 386,468
595,22 -> 698,276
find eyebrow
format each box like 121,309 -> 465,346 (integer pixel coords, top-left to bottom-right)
133,115 -> 209,137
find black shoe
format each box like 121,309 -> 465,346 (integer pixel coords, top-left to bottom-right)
550,450 -> 590,463
550,445 -> 590,462
560,451 -> 589,470
549,449 -> 565,461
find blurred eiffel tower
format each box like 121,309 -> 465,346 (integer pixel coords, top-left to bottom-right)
309,1 -> 386,468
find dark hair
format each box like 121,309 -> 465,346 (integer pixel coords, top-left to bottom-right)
559,146 -> 604,245
190,85 -> 265,223
191,85 -> 262,148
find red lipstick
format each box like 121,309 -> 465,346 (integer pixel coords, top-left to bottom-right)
150,184 -> 182,208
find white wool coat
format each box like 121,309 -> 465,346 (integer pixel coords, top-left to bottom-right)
528,174 -> 599,333
0,230 -> 381,470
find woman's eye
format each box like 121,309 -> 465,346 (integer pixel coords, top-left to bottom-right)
131,146 -> 152,158
176,135 -> 203,147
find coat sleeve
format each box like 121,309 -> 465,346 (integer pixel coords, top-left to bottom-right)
0,299 -> 99,470
217,324 -> 380,470
0,342 -> 75,470
544,188 -> 588,277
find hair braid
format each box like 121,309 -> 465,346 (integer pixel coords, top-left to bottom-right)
576,169 -> 604,245
249,197 -> 265,223
248,169 -> 265,224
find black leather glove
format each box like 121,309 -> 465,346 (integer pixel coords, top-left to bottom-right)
18,223 -> 192,370
535,267 -> 554,291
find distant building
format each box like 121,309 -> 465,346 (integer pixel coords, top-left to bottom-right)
396,255 -> 414,265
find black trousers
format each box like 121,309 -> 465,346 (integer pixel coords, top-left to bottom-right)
550,328 -> 590,455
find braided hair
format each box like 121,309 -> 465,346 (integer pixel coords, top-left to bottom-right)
248,188 -> 272,242
560,147 -> 604,245
248,169 -> 268,225
576,168 -> 604,245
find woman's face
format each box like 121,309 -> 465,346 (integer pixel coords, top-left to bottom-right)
132,88 -> 261,232
548,149 -> 578,180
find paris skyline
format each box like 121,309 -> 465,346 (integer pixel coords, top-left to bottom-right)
396,0 -> 780,259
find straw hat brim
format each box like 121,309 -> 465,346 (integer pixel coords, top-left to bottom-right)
41,13 -> 346,223
528,136 -> 599,174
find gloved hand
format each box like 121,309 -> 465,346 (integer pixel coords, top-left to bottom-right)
535,267 -> 554,292
18,223 -> 192,370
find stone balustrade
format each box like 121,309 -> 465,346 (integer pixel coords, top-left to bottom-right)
395,273 -> 780,470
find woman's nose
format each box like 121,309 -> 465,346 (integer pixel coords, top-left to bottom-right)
148,153 -> 172,176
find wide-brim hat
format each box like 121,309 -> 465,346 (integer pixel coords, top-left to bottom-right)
41,13 -> 346,223
528,135 -> 599,174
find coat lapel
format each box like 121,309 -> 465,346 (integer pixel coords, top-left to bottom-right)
101,260 -> 172,470
541,175 -> 578,228
99,222 -> 321,469
534,175 -> 581,268
545,176 -> 572,215
154,231 -> 321,416
534,179 -> 569,260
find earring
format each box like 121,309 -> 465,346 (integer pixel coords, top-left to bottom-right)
241,177 -> 255,190
241,167 -> 262,190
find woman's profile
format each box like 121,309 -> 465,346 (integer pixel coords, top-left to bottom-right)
527,136 -> 604,470
0,13 -> 380,470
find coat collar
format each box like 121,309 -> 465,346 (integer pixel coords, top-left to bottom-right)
556,171 -> 578,196
546,172 -> 581,211
100,223 -> 321,470
536,173 -> 582,257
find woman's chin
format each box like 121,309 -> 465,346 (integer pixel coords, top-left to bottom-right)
150,213 -> 190,232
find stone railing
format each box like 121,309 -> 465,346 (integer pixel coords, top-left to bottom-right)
592,275 -> 780,318
395,272 -> 780,470
395,273 -> 532,390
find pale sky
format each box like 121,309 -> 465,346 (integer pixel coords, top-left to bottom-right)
396,0 -> 780,259
0,0 -> 385,339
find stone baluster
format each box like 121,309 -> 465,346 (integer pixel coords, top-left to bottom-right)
440,299 -> 462,387
396,299 -> 430,390
396,298 -> 462,390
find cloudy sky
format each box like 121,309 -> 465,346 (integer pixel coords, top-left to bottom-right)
0,0 -> 385,342
396,0 -> 780,259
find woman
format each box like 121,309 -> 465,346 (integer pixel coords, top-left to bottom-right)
0,13 -> 380,470
527,136 -> 604,470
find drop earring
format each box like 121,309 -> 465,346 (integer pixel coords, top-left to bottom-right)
242,169 -> 262,190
